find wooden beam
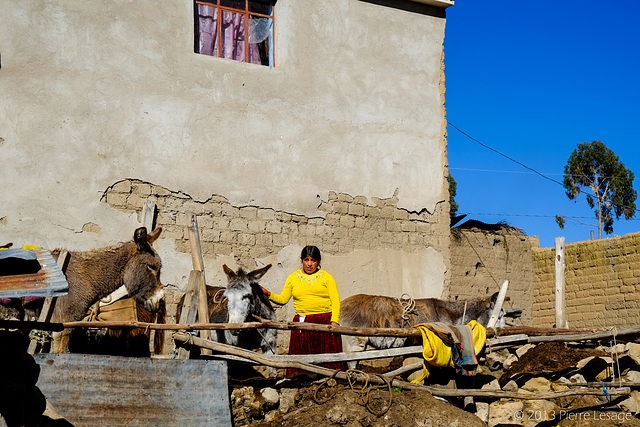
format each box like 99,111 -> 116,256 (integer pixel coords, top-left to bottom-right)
186,211 -> 212,355
172,332 -> 631,400
175,270 -> 202,359
28,250 -> 68,355
487,280 -> 508,328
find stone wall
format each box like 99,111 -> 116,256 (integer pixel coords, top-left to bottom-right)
532,232 -> 640,328
445,226 -> 537,325
103,178 -> 450,296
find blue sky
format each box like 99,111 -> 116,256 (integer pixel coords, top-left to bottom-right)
443,1 -> 640,248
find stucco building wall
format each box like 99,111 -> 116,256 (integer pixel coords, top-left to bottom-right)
0,1 -> 451,301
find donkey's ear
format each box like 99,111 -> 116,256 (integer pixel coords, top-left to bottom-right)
134,227 -> 150,252
223,264 -> 235,277
248,264 -> 272,281
147,226 -> 162,244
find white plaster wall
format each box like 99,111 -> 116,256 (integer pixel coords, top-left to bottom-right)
0,0 -> 448,295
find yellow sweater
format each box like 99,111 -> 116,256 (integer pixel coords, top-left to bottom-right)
269,269 -> 341,324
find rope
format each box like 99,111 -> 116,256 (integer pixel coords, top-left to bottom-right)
251,314 -> 276,354
213,289 -> 227,304
314,370 -> 340,404
314,369 -> 393,416
28,329 -> 52,344
347,370 -> 393,416
399,294 -> 416,327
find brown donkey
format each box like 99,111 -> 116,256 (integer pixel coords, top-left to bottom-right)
50,226 -> 164,353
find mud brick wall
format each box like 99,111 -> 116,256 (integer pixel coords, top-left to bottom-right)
532,232 -> 640,328
102,179 -> 450,272
445,228 -> 537,325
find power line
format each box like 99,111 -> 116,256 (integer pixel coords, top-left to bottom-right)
448,122 -> 566,187
448,121 -> 638,217
461,212 -> 640,221
450,167 -> 640,182
450,167 -> 562,176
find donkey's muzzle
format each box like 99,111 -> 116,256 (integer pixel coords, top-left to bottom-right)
144,288 -> 165,312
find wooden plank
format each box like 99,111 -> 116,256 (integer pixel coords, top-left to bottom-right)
175,270 -> 202,359
35,354 -> 232,427
186,212 -> 211,355
487,280 -> 508,328
170,333 -> 632,401
28,250 -> 68,355
142,199 -> 156,231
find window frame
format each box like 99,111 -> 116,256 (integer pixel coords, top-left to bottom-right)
194,0 -> 275,67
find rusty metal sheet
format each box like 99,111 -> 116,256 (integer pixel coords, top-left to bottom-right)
0,248 -> 68,298
35,354 -> 232,427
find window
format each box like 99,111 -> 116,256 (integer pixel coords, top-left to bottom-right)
195,1 -> 275,67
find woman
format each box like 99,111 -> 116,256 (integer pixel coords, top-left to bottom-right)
262,245 -> 346,377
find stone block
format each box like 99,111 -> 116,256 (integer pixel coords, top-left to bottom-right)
333,202 -> 348,214
339,215 -> 355,228
229,218 -> 248,231
131,182 -> 152,196
337,193 -> 353,203
111,180 -> 132,193
239,206 -> 258,220
347,204 -> 364,216
247,220 -> 266,233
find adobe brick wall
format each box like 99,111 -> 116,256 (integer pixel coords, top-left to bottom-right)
445,228 -> 538,325
532,232 -> 640,328
102,178 -> 450,285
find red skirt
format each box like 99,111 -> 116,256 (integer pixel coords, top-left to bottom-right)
287,312 -> 347,377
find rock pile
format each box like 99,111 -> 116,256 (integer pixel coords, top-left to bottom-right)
226,341 -> 640,426
474,341 -> 640,426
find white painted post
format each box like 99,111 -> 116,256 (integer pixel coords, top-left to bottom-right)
555,237 -> 568,328
487,280 -> 509,328
142,199 -> 156,231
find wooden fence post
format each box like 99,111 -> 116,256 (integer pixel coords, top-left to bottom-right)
175,270 -> 202,359
186,211 -> 212,355
555,236 -> 568,328
27,250 -> 68,355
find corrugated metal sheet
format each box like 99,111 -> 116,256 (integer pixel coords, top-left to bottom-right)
35,354 -> 232,427
0,248 -> 68,298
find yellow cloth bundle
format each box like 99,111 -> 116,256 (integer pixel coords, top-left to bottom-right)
411,320 -> 487,383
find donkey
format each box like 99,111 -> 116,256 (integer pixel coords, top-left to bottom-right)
340,292 -> 510,369
222,264 -> 276,354
177,264 -> 276,356
50,226 -> 165,353
67,297 -> 167,357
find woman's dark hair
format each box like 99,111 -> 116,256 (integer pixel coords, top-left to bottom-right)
300,245 -> 321,263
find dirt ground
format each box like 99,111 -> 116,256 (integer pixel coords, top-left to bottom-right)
229,343 -> 640,427
231,372 -> 485,427
500,342 -> 608,382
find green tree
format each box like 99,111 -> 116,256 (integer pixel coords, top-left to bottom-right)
447,174 -> 459,217
560,140 -> 636,239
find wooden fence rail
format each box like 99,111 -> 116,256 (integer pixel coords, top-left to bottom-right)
172,332 -> 632,401
59,319 -> 640,344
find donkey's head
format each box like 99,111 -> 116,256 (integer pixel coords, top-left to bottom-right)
222,264 -> 273,338
123,226 -> 164,312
